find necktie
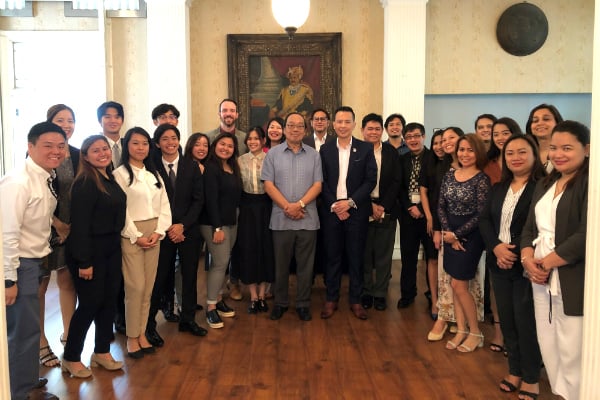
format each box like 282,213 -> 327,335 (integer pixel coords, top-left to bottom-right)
47,173 -> 58,199
409,155 -> 421,195
112,142 -> 121,167
168,163 -> 176,188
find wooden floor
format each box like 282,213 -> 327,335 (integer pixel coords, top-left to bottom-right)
40,259 -> 559,399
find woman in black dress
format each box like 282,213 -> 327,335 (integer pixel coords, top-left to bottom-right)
438,134 -> 490,352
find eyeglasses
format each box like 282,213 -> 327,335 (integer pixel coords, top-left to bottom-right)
157,114 -> 178,122
404,134 -> 423,140
312,117 -> 328,122
286,124 -> 305,130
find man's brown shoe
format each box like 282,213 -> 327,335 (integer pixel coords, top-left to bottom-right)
350,303 -> 368,320
320,301 -> 338,319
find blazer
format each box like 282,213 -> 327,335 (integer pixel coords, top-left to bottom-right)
319,137 -> 377,219
399,148 -> 432,215
375,142 -> 402,219
520,174 -> 588,316
155,156 -> 204,232
302,132 -> 336,149
479,179 -> 536,275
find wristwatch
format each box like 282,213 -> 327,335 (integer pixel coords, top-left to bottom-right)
214,227 -> 222,233
347,198 -> 357,209
299,199 -> 306,209
5,280 -> 16,288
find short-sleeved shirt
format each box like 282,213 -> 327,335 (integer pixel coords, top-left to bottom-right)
261,142 -> 322,231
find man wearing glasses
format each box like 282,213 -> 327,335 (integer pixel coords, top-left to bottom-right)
397,122 -> 435,309
262,112 -> 322,322
303,108 -> 335,152
152,103 -> 180,128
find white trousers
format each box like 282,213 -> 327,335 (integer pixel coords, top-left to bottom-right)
532,281 -> 582,400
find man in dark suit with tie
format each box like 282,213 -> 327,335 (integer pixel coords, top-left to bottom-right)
146,123 -> 206,345
319,106 -> 377,320
360,113 -> 402,311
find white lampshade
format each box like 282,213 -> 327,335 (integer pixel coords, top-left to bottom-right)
272,0 -> 310,33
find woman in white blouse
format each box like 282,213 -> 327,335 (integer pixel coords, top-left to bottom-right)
113,127 -> 171,359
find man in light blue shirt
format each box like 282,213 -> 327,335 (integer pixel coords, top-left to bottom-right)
262,112 -> 322,322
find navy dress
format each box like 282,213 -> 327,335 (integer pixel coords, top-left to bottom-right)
438,170 -> 490,280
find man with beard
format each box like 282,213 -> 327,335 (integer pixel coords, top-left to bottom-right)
206,98 -> 248,155
384,113 -> 409,156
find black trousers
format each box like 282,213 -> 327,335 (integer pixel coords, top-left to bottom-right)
490,266 -> 542,384
148,230 -> 200,327
64,234 -> 122,361
399,212 -> 433,300
323,211 -> 368,304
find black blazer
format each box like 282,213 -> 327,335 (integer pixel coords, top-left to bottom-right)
155,156 -> 204,232
376,142 -> 402,219
320,137 -> 377,219
479,179 -> 536,274
53,145 -> 80,218
399,148 -> 432,215
302,133 -> 336,149
520,174 -> 588,316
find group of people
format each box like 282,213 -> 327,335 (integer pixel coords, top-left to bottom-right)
1,98 -> 588,400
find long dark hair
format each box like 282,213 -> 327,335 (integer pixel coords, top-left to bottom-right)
544,120 -> 590,190
488,117 -> 524,161
205,132 -> 241,177
500,134 -> 546,184
441,126 -> 465,170
121,127 -> 162,188
525,103 -> 564,136
74,135 -> 112,194
184,132 -> 210,164
265,117 -> 285,148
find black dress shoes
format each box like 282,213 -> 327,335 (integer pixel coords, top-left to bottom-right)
361,295 -> 374,309
162,303 -> 180,323
179,320 -> 208,336
34,377 -> 48,389
127,349 -> 144,359
296,307 -> 312,321
26,389 -> 58,400
397,297 -> 415,309
145,328 -> 164,347
269,305 -> 288,320
374,297 -> 387,311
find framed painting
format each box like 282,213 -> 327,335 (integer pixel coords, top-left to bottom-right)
227,33 -> 342,132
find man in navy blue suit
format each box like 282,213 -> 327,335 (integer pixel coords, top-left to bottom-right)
319,106 -> 377,320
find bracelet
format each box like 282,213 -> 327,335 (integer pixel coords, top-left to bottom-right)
520,256 -> 529,263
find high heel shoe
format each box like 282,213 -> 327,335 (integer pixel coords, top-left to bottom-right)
457,332 -> 484,353
61,359 -> 92,378
445,330 -> 469,350
90,353 -> 123,371
427,322 -> 448,341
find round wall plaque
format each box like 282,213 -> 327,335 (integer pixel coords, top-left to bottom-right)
496,3 -> 548,56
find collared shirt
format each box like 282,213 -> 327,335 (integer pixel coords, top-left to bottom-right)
238,151 -> 266,194
261,142 -> 322,230
314,133 -> 327,152
1,157 -> 57,281
105,136 -> 123,168
336,137 -> 352,200
370,142 -> 383,199
162,155 -> 179,177
113,164 -> 172,243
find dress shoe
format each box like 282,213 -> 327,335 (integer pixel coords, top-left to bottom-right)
361,294 -> 373,309
162,303 -> 180,323
320,301 -> 338,319
257,298 -> 269,312
140,345 -> 155,354
206,309 -> 224,329
90,353 -> 124,370
427,321 -> 448,341
179,320 -> 209,336
196,304 -> 204,311
350,303 -> 368,320
374,297 -> 387,311
61,359 -> 92,378
397,297 -> 415,309
216,300 -> 236,317
127,349 -> 144,359
269,305 -> 288,320
34,377 -> 48,389
145,328 -> 164,347
296,307 -> 312,321
248,300 -> 259,314
228,281 -> 243,301
457,332 -> 484,353
26,390 -> 59,400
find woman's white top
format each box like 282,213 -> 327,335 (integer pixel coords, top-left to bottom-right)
532,181 -> 562,294
114,164 -> 172,244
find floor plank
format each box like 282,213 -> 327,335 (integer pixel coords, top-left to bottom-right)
39,258 -> 559,399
